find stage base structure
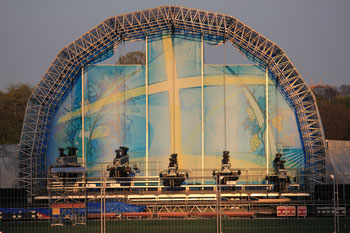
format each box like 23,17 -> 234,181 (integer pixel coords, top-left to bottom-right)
48,167 -> 87,226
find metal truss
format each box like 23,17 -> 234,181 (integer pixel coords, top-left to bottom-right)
19,6 -> 325,196
144,202 -> 254,215
145,203 -> 218,214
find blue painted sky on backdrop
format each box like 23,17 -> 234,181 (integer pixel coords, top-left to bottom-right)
0,0 -> 349,89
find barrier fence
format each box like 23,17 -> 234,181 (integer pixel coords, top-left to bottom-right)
0,174 -> 349,233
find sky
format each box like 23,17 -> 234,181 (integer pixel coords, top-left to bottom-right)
0,0 -> 349,90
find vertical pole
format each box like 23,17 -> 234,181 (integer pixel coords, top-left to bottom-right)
123,46 -> 126,146
201,35 -> 204,185
82,67 -> 85,167
216,175 -> 219,233
265,66 -> 269,175
172,34 -> 175,155
103,173 -> 106,233
223,40 -> 227,151
100,165 -> 103,233
336,176 -> 339,233
333,175 -> 336,233
219,176 -> 222,233
145,36 -> 149,177
220,32 -> 226,233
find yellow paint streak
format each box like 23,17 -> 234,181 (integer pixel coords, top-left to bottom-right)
58,75 -> 273,124
148,81 -> 168,95
91,125 -> 110,140
162,35 -> 183,165
204,75 -> 273,86
58,86 -> 145,123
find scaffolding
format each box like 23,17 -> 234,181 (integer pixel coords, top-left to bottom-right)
47,167 -> 87,226
19,6 -> 326,197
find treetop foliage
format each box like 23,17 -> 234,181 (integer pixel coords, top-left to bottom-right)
313,85 -> 350,140
0,83 -> 33,144
117,51 -> 145,65
313,84 -> 350,101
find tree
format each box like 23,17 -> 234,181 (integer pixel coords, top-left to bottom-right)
323,87 -> 338,101
316,94 -> 350,140
117,51 -> 145,65
313,86 -> 338,101
338,84 -> 350,96
0,83 -> 33,144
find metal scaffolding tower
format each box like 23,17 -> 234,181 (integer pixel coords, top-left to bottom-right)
19,6 -> 326,197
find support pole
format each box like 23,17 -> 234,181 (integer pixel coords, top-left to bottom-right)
265,66 -> 269,175
145,36 -> 149,177
100,166 -> 103,233
223,39 -> 227,151
81,67 -> 85,167
216,176 -> 219,233
201,35 -> 204,185
103,173 -> 106,233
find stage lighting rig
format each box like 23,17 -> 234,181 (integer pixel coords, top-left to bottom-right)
106,146 -> 139,184
266,153 -> 292,192
212,151 -> 241,185
55,147 -> 80,167
48,147 -> 86,184
159,153 -> 188,188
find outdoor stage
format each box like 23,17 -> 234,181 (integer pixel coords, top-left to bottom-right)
2,5 -> 341,233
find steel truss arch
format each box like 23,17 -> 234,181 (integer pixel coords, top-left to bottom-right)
19,6 -> 325,195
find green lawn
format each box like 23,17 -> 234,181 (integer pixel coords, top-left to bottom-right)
0,218 -> 349,233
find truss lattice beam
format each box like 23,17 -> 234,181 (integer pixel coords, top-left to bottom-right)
19,6 -> 325,196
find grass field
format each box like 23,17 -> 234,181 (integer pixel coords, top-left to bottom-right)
0,218 -> 349,233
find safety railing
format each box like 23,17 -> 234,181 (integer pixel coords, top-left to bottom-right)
0,174 -> 349,233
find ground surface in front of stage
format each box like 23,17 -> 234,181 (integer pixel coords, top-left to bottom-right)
1,218 -> 349,233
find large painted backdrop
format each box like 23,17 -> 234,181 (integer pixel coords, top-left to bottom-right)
48,33 -> 305,180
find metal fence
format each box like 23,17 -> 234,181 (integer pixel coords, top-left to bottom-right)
0,174 -> 349,233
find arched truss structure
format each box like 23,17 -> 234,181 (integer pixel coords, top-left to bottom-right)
19,6 -> 325,195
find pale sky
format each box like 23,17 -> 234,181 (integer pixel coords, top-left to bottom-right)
0,0 -> 349,89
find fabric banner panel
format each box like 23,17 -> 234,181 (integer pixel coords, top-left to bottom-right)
148,92 -> 171,175
47,34 -> 305,180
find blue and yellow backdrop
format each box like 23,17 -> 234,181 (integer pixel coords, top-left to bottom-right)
47,33 -> 304,179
